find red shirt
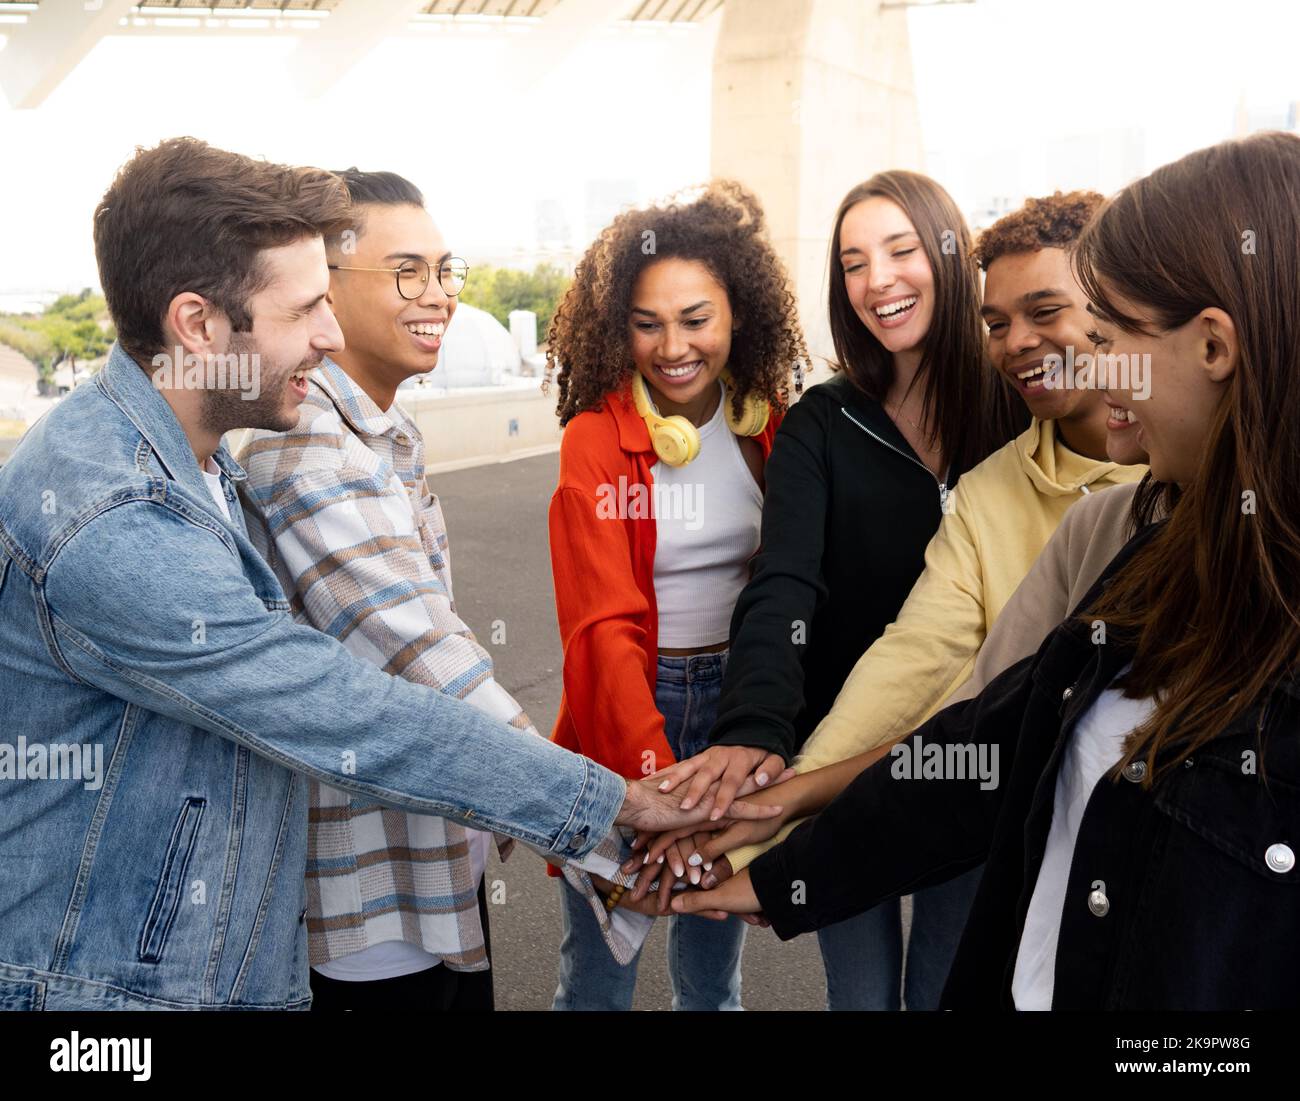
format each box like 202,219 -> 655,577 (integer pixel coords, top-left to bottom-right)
548,384 -> 780,782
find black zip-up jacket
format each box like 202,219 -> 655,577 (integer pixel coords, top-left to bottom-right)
749,522 -> 1300,1009
708,372 -> 978,760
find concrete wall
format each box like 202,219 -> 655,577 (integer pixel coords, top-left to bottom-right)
711,0 -> 923,369
397,384 -> 562,474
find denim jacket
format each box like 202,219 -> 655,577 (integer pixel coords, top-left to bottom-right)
0,344 -> 625,1010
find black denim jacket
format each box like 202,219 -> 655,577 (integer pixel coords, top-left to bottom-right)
750,522 -> 1300,1008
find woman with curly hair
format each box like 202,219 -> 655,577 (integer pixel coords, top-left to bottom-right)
641,171 -> 1026,1009
544,180 -> 806,1010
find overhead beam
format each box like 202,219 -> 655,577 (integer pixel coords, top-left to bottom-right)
497,0 -> 637,97
0,0 -> 137,109
288,0 -> 430,99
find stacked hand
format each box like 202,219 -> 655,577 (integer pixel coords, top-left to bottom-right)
610,745 -> 799,923
612,752 -> 789,835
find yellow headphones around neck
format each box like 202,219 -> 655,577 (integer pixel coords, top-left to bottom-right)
631,369 -> 770,467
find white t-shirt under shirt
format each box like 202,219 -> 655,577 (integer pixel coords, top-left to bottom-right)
201,454 -> 486,983
1011,666 -> 1156,1010
650,382 -> 764,648
202,458 -> 231,522
312,830 -> 491,982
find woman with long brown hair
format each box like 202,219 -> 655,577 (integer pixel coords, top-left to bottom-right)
674,130 -> 1300,1009
642,171 -> 1024,1009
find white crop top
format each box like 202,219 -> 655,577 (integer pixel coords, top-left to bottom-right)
651,383 -> 764,648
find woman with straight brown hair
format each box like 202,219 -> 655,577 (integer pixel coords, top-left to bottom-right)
673,130 -> 1300,1009
640,170 -> 1024,1009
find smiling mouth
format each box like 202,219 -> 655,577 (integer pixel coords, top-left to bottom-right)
655,361 -> 703,381
873,296 -> 918,326
1013,361 -> 1050,390
1106,405 -> 1139,429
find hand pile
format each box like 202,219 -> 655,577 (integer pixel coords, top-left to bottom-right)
614,745 -> 797,924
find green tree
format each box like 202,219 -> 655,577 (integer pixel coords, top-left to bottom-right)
0,289 -> 114,389
459,263 -> 571,342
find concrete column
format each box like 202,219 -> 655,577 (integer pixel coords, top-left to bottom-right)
710,0 -> 923,372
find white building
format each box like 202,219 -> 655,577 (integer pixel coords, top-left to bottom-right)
0,345 -> 39,417
400,302 -> 526,392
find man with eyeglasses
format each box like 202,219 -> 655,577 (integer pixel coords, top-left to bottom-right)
236,169 -> 513,1010
0,142 -> 781,1012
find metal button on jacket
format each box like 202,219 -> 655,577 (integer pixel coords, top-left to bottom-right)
1088,887 -> 1110,917
1062,686 -> 1074,702
1122,759 -> 1147,783
1265,843 -> 1295,874
570,831 -> 587,851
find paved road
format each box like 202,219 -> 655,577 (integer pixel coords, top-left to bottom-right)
430,451 -> 840,1011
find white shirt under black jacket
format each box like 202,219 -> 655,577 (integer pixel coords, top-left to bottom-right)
650,382 -> 764,649
1012,664 -> 1156,1009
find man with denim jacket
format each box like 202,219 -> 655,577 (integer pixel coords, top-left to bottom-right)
0,139 -> 777,1010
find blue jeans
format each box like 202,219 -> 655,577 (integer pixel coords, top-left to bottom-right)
816,864 -> 984,1010
553,652 -> 746,1011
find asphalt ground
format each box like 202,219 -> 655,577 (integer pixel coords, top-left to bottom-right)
429,450 -> 848,1011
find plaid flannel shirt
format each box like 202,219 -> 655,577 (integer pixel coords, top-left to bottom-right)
236,359 -> 651,971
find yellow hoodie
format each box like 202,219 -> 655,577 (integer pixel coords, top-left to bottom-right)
729,418 -> 1146,871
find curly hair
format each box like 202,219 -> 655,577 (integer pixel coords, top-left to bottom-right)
973,190 -> 1104,271
545,180 -> 808,426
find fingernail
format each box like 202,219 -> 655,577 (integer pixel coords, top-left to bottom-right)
642,852 -> 649,865
710,808 -> 722,821
657,855 -> 665,864
702,875 -> 716,889
689,868 -> 701,884
658,780 -> 670,791
757,772 -> 769,785
672,864 -> 684,877
688,853 -> 702,866
703,861 -> 713,871
680,799 -> 693,810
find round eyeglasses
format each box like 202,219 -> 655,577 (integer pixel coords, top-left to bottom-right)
327,257 -> 469,300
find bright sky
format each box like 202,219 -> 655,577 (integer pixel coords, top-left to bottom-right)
0,0 -> 1296,304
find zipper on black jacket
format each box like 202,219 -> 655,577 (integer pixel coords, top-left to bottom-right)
840,406 -> 950,512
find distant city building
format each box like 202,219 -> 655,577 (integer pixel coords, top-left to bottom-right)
509,309 -> 538,358
941,126 -> 1149,233
0,344 -> 40,415
51,356 -> 98,395
583,178 -> 638,245
534,198 -> 572,250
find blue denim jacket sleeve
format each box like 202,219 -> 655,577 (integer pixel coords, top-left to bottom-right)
41,499 -> 625,860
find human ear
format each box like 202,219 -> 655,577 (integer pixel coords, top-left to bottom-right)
1197,307 -> 1239,384
163,292 -> 224,357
